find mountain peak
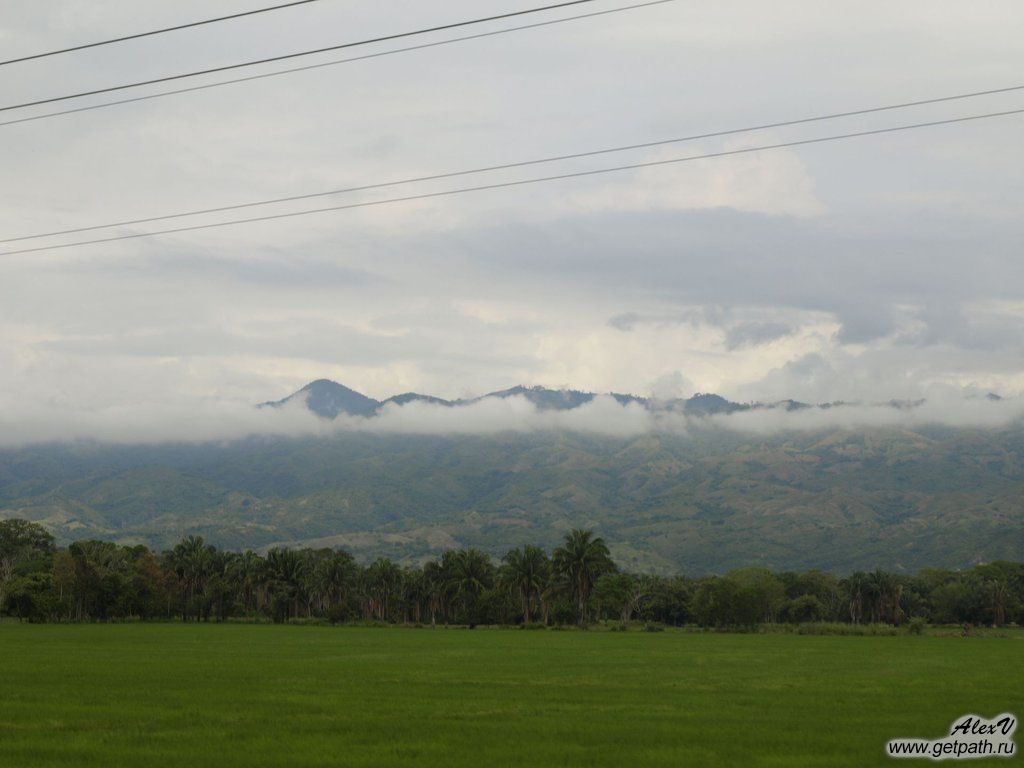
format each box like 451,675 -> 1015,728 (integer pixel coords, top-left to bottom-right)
262,379 -> 381,419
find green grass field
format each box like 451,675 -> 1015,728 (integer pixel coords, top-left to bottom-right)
1,624 -> 1020,767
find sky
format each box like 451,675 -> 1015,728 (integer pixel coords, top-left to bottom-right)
1,0 -> 1023,441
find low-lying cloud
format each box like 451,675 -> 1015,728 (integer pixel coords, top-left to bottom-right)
704,394 -> 1024,434
0,392 -> 1022,448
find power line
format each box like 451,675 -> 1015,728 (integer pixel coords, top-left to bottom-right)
0,1 -> 324,67
0,0 -> 602,114
2,83 -> 1021,245
0,0 -> 673,130
2,107 -> 1021,259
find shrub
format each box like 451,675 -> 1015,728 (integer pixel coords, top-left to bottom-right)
783,594 -> 826,624
906,617 -> 927,635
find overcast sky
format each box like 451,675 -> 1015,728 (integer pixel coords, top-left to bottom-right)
2,0 -> 1023,435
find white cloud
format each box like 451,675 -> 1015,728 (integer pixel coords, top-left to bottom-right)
1,390 -> 1022,448
562,143 -> 825,218
706,392 -> 1024,434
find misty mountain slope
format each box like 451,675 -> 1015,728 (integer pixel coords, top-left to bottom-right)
1,425 -> 1023,573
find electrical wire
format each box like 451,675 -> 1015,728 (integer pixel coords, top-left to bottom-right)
0,1 -> 672,129
0,0 -> 601,113
3,106 -> 1022,258
0,1 -> 325,67
2,82 -> 1020,245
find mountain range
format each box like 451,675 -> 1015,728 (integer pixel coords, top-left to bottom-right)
0,379 -> 1021,574
260,378 -> 874,419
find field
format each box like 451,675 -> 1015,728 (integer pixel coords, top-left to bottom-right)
0,625 -> 1020,767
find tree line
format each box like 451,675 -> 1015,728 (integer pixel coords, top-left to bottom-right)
1,519 -> 1021,628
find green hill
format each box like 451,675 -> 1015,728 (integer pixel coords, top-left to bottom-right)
2,423 -> 1022,573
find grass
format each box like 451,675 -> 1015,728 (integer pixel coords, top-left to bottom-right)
0,624 -> 1020,767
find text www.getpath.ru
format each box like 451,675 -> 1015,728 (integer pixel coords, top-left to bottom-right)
887,714 -> 1017,761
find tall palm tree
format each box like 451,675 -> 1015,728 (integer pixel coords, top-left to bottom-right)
400,566 -> 428,623
423,557 -> 454,626
844,572 -> 869,624
552,529 -> 615,624
229,550 -> 265,618
309,551 -> 355,616
987,579 -> 1009,627
449,548 -> 495,626
500,545 -> 550,624
265,547 -> 307,620
866,569 -> 896,624
364,558 -> 402,621
172,535 -> 210,621
205,549 -> 238,621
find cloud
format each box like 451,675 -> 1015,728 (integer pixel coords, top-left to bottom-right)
2,1 -> 1024,418
705,391 -> 1024,434
1,391 -> 1022,448
366,395 -> 654,437
833,303 -> 900,345
607,309 -> 707,332
608,308 -> 800,350
559,143 -> 826,218
0,394 -> 657,447
648,371 -> 694,401
0,397 -> 326,448
725,321 -> 796,349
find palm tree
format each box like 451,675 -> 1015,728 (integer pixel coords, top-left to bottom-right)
858,569 -> 904,625
449,548 -> 495,626
552,529 -> 615,624
844,572 -> 868,624
863,569 -> 888,623
309,551 -> 355,616
265,547 -> 307,621
500,545 -> 550,624
172,535 -> 211,621
400,566 -> 428,623
423,556 -> 456,626
229,550 -> 265,618
205,549 -> 238,621
987,579 -> 1009,627
891,580 -> 906,626
363,558 -> 402,621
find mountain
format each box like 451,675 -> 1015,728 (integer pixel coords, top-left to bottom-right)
260,379 -> 381,418
1,421 -> 1023,574
2,380 -> 1020,572
382,393 -> 453,408
470,385 -> 599,411
264,379 -> 747,418
674,392 -> 750,415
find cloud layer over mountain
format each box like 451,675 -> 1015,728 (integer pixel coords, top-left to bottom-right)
1,382 -> 1021,447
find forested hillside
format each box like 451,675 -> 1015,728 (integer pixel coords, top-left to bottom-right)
2,423 -> 1023,573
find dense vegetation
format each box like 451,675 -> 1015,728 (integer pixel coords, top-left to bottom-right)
3,426 -> 1023,573
2,518 -> 1021,628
